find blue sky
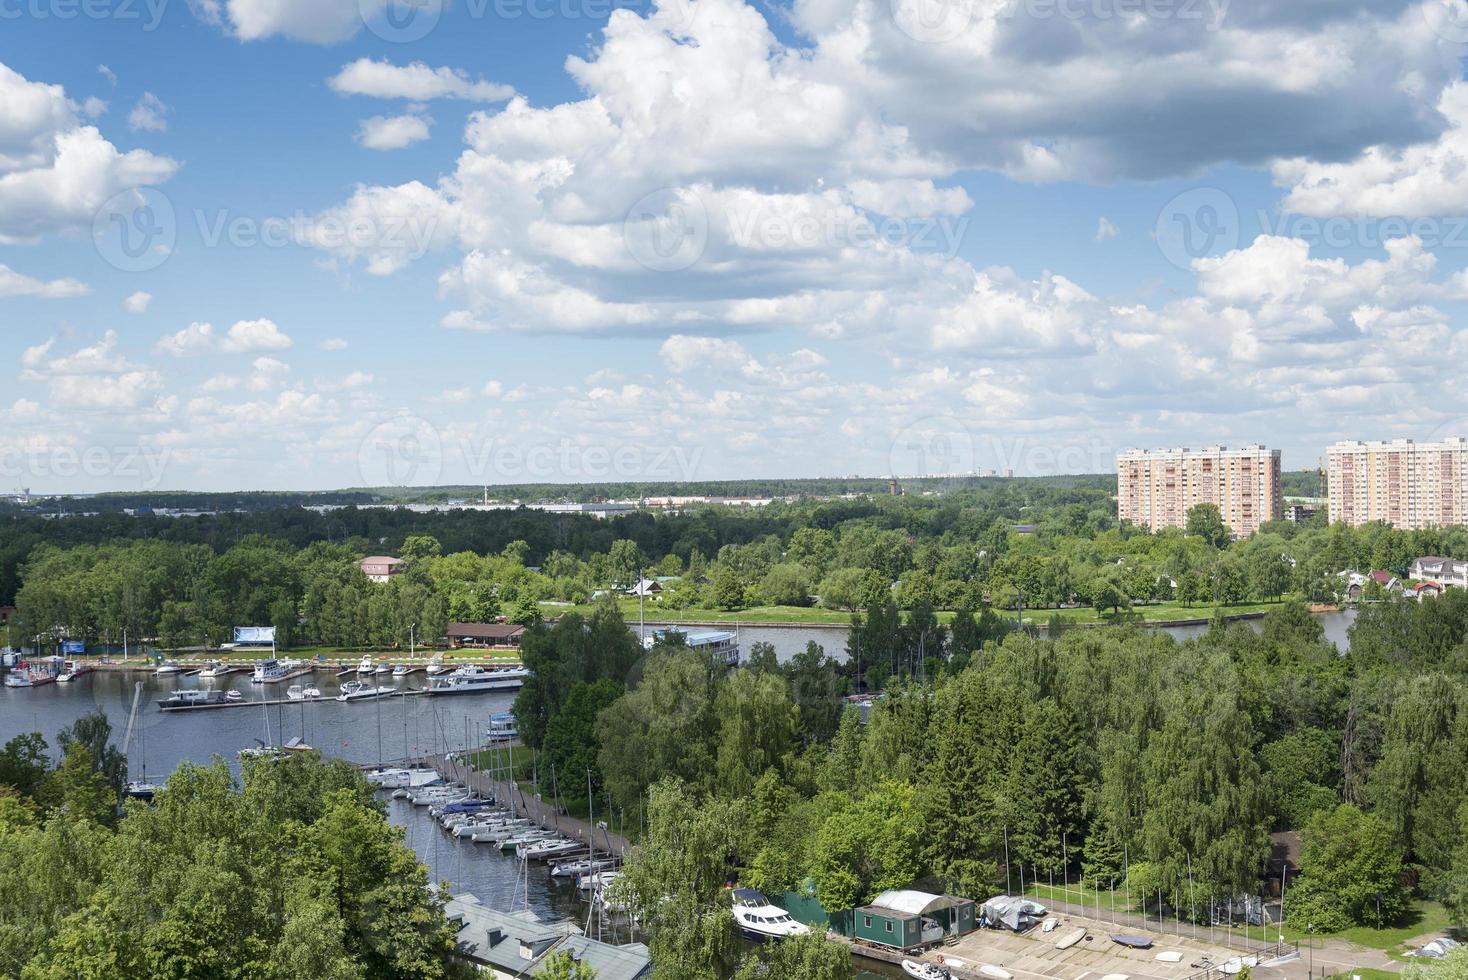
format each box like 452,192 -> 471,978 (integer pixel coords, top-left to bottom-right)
5,0 -> 1468,492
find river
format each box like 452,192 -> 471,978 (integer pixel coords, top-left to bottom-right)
636,607 -> 1359,663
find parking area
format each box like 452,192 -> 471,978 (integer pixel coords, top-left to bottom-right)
916,910 -> 1299,980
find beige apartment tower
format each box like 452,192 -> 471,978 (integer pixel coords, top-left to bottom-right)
1326,438 -> 1468,529
1117,446 -> 1283,537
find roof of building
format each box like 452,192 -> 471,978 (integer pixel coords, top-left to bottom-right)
1370,570 -> 1397,586
541,936 -> 652,980
870,890 -> 970,917
360,555 -> 405,566
446,622 -> 527,639
1416,581 -> 1444,592
445,894 -> 572,972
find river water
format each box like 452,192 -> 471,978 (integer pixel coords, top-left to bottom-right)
637,608 -> 1359,663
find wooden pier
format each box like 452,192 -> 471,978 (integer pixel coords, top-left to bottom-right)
422,753 -> 632,857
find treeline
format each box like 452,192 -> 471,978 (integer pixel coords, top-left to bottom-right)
0,721 -> 464,978
580,595 -> 1468,979
9,478 -> 1468,650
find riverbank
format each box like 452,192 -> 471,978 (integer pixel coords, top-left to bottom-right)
563,596 -> 1313,631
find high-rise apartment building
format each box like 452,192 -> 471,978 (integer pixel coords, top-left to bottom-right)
1326,438 -> 1468,529
1117,445 -> 1283,537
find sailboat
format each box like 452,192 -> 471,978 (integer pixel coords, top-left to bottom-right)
122,682 -> 158,801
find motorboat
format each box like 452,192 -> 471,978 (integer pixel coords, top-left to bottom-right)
392,664 -> 411,677
3,671 -> 32,688
157,690 -> 229,710
365,767 -> 441,789
521,838 -> 583,861
336,680 -> 394,702
225,690 -> 243,702
124,779 -> 158,801
902,961 -> 951,980
286,685 -> 321,701
237,741 -> 285,761
428,664 -> 530,695
155,660 -> 183,675
552,858 -> 618,879
577,870 -> 620,892
199,660 -> 231,678
485,711 -> 519,742
374,663 -> 393,675
731,889 -> 811,942
56,660 -> 91,682
425,654 -> 448,675
357,656 -> 376,674
499,830 -> 560,852
251,659 -> 290,684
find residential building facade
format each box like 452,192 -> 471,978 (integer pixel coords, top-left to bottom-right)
359,555 -> 406,582
1327,438 -> 1468,529
1411,556 -> 1468,590
1117,445 -> 1283,537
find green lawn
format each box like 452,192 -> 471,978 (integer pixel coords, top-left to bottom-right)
1279,902 -> 1453,953
1325,969 -> 1398,980
548,597 -> 1293,629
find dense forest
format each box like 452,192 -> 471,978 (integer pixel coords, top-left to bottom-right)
505,592 -> 1468,979
4,474 -> 1465,654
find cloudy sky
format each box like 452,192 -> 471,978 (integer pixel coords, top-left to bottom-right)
6,0 -> 1468,491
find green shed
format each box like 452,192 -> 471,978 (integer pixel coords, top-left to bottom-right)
853,904 -> 923,949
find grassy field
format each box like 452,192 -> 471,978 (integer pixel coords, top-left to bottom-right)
1023,882 -> 1450,954
548,596 -> 1292,629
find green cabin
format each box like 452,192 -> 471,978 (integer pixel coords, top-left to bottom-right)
784,886 -> 976,952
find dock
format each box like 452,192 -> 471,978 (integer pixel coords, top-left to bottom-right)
158,689 -> 432,711
421,753 -> 632,857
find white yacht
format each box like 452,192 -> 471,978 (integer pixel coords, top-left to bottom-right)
392,664 -> 411,677
336,680 -> 393,702
356,656 -> 376,674
199,660 -> 231,678
374,662 -> 393,675
286,684 -> 321,701
485,712 -> 518,742
365,767 -> 441,789
252,659 -> 290,684
521,838 -> 582,861
155,660 -> 183,675
731,889 -> 811,942
425,654 -> 448,676
427,664 -> 530,695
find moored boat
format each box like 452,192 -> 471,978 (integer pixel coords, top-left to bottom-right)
731,889 -> 811,942
336,680 -> 394,702
251,659 -> 290,684
902,961 -> 951,980
427,664 -> 530,695
157,689 -> 229,710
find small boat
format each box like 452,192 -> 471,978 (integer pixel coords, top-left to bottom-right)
485,712 -> 519,742
283,736 -> 315,753
251,659 -> 290,684
237,740 -> 285,761
286,685 -> 321,701
1042,917 -> 1057,933
980,966 -> 1012,980
225,690 -> 243,702
392,664 -> 411,677
551,858 -> 618,879
157,690 -> 228,710
56,660 -> 90,682
1155,952 -> 1184,963
901,961 -> 950,980
1111,935 -> 1154,950
425,654 -> 448,675
577,870 -> 620,892
199,660 -> 231,678
3,671 -> 32,688
731,889 -> 811,942
124,779 -> 158,801
365,767 -> 441,789
374,662 -> 393,674
357,656 -> 375,674
155,660 -> 183,675
1055,927 -> 1086,950
337,680 -> 394,702
521,838 -> 582,861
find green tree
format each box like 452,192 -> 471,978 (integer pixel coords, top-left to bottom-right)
1284,804 -> 1409,931
539,950 -> 599,979
1186,504 -> 1231,548
733,931 -> 852,980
